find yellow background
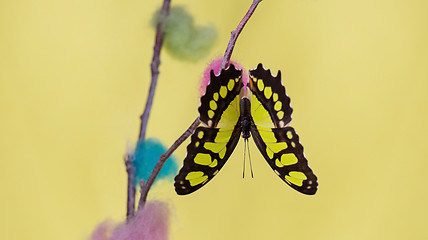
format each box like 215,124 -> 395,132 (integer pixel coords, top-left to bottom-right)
1,0 -> 428,239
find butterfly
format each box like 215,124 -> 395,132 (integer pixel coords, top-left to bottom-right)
174,63 -> 318,195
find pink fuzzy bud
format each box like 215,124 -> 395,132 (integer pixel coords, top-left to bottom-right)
199,57 -> 248,96
90,201 -> 170,240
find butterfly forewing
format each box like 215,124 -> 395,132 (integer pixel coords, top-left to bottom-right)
248,63 -> 318,195
199,65 -> 243,127
249,63 -> 292,128
175,64 -> 243,195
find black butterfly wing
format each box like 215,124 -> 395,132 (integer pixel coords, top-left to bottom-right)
175,64 -> 243,195
249,63 -> 318,195
174,125 -> 241,195
249,63 -> 292,128
250,124 -> 318,194
199,64 -> 243,127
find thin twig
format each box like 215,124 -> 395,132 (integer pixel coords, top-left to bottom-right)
124,155 -> 136,221
138,118 -> 201,209
139,0 -> 172,141
126,0 -> 171,220
137,0 -> 262,209
221,0 -> 262,69
139,179 -> 145,191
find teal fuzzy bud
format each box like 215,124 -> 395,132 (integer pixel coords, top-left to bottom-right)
132,138 -> 178,186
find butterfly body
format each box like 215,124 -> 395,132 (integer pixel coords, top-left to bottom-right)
239,97 -> 252,139
174,64 -> 318,195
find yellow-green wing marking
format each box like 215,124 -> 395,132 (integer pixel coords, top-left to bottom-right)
199,64 -> 243,127
251,124 -> 318,194
249,63 -> 292,128
249,63 -> 318,195
174,125 -> 241,195
175,64 -> 243,195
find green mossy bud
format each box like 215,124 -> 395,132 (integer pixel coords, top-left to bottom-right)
151,6 -> 217,62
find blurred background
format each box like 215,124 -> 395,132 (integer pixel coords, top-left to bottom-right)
1,0 -> 428,239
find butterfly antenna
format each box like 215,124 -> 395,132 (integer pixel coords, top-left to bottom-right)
243,139 -> 247,178
247,139 -> 254,178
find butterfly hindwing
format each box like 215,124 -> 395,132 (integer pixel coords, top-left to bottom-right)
249,63 -> 318,195
251,124 -> 318,194
174,125 -> 241,195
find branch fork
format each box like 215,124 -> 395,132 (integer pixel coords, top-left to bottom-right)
127,0 -> 262,219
